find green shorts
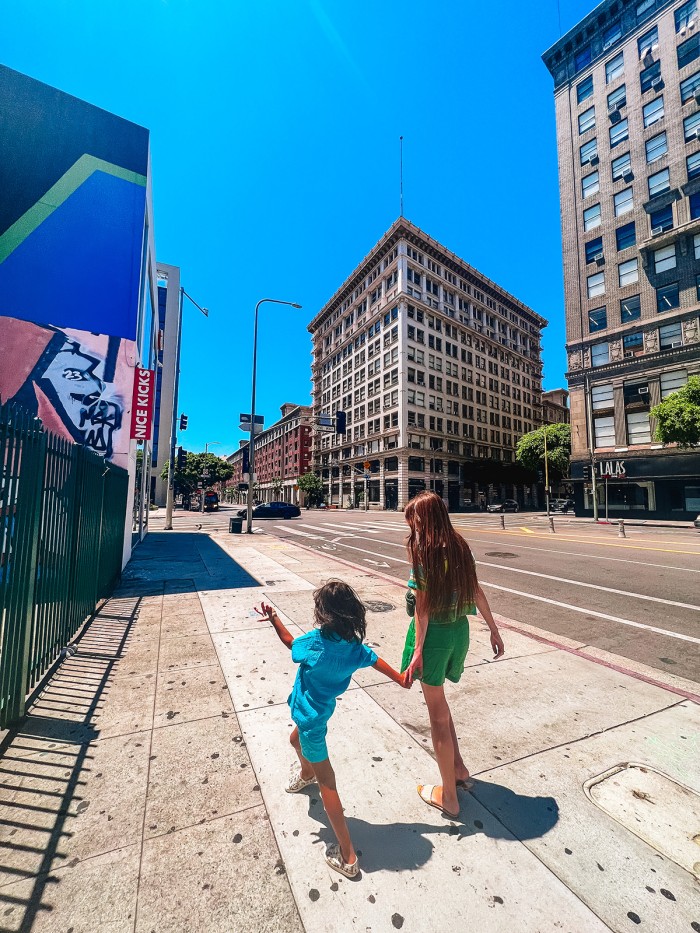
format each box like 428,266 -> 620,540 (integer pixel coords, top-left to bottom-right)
401,618 -> 470,687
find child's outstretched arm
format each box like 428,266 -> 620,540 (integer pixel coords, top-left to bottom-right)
373,656 -> 411,688
254,602 -> 294,649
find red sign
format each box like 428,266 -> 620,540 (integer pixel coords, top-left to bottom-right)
130,368 -> 155,441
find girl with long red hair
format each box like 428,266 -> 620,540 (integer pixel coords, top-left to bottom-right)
402,490 -> 504,819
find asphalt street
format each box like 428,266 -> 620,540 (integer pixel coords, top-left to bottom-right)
241,508 -> 700,685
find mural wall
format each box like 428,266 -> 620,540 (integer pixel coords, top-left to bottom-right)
0,65 -> 150,470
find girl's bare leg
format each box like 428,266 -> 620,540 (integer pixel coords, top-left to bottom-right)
289,727 -> 315,780
312,758 -> 356,865
449,711 -> 470,783
420,683 -> 459,815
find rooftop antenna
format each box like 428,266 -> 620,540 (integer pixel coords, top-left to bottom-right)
399,136 -> 404,217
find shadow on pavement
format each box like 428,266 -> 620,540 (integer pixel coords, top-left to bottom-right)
121,532 -> 262,592
303,778 -> 559,873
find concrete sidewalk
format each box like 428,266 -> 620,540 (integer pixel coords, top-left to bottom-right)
0,530 -> 698,932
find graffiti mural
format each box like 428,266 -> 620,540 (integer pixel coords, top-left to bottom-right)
0,316 -> 135,469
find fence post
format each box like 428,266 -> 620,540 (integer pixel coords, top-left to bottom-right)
500,514 -> 505,530
618,519 -> 626,538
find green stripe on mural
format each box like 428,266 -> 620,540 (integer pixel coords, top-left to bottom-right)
0,154 -> 147,263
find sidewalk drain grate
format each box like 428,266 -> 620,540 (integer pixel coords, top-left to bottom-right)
584,762 -> 700,880
485,552 -> 519,558
364,600 -> 395,613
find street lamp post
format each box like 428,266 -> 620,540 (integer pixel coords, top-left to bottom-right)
246,298 -> 302,534
201,441 -> 221,513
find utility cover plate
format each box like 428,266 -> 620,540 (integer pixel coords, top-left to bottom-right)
584,763 -> 700,879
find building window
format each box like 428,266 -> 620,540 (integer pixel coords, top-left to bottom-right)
646,131 -> 667,163
575,47 -> 592,73
648,167 -> 671,197
681,70 -> 700,103
654,243 -> 676,273
619,258 -> 639,286
594,415 -> 616,447
697,272 -> 700,299
676,0 -> 697,32
589,307 -> 607,332
621,294 -> 641,322
585,236 -> 604,263
627,410 -> 651,445
678,34 -> 700,69
643,96 -> 664,128
638,25 -> 658,58
604,20 -> 623,49
609,118 -> 629,147
607,84 -> 627,110
592,342 -> 610,366
577,74 -> 594,103
659,321 -> 683,348
614,187 -> 633,216
690,191 -> 700,218
582,171 -> 599,198
684,111 -> 700,141
687,151 -> 700,178
640,59 -> 661,92
584,203 -> 602,231
587,271 -> 605,298
606,52 -> 624,83
616,221 -> 636,251
623,331 -> 644,353
580,138 -> 598,165
592,382 -> 614,410
660,369 -> 688,397
657,282 -> 680,311
579,106 -> 596,134
650,204 -> 673,233
612,151 -> 631,180
695,232 -> 700,258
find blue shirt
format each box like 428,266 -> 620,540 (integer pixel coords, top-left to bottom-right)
288,629 -> 378,726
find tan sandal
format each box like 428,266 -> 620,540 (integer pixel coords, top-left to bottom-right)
285,768 -> 316,794
418,784 -> 460,820
325,843 -> 359,878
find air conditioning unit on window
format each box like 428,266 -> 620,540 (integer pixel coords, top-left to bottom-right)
651,76 -> 664,91
624,350 -> 634,358
670,340 -> 683,348
595,255 -> 605,266
642,50 -> 655,69
609,109 -> 622,124
695,87 -> 700,104
637,386 -> 649,395
590,154 -> 600,166
623,169 -> 634,182
652,225 -> 664,235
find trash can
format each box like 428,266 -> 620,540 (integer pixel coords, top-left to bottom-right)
229,516 -> 243,534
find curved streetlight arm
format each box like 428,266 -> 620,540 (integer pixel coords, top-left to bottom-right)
247,298 -> 302,533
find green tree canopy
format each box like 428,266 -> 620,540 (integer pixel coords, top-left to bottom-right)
161,452 -> 233,492
651,375 -> 700,448
297,471 -> 323,504
515,423 -> 571,477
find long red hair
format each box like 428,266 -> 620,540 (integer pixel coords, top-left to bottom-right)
405,490 -> 477,619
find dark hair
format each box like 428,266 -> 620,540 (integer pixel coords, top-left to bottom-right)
404,490 -> 478,619
313,580 -> 367,643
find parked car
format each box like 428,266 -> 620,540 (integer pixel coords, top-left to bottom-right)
486,499 -> 519,513
550,498 -> 575,513
237,501 -> 301,520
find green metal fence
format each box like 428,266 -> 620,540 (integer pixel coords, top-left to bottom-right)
0,402 -> 128,728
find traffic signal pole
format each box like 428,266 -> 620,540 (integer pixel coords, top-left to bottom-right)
584,373 -> 599,521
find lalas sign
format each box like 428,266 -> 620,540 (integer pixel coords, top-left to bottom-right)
597,459 -> 626,479
129,368 -> 155,441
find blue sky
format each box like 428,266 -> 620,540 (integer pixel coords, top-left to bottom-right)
3,0 -> 596,458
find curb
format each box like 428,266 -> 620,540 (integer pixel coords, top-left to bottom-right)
257,532 -> 700,705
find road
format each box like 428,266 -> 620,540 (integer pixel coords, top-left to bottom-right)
244,509 -> 700,685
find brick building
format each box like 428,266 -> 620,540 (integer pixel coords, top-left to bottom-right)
308,219 -> 548,511
226,403 -> 312,505
542,388 -> 571,424
543,0 -> 700,519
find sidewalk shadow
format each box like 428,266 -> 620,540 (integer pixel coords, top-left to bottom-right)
303,778 -> 559,873
120,532 -> 262,593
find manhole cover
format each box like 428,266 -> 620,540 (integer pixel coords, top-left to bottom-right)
485,551 -> 519,559
364,600 -> 395,613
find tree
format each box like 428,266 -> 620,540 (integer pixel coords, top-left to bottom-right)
297,471 -> 323,506
161,452 -> 233,492
270,477 -> 284,499
516,423 -> 571,478
651,375 -> 700,448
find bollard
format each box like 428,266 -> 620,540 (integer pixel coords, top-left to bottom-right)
548,515 -> 556,534
618,519 -> 626,538
500,514 -> 505,530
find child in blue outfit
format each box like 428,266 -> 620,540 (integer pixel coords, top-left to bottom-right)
255,580 -> 409,878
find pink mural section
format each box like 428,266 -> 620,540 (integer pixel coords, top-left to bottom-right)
0,315 -> 136,469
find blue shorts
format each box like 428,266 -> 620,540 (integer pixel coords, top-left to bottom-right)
296,721 -> 329,763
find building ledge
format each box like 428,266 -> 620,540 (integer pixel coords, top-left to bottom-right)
640,216 -> 700,253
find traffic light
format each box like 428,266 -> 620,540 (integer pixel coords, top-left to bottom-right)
335,410 -> 347,434
176,447 -> 187,471
179,414 -> 188,431
582,463 -> 591,482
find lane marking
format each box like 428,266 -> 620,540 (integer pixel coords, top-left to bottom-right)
479,582 -> 700,645
460,525 -> 700,556
319,521 -> 383,534
273,525 -> 325,540
298,523 -> 353,537
477,561 -> 700,612
519,526 -> 535,534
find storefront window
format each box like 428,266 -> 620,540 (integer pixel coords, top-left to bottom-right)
585,481 -> 656,511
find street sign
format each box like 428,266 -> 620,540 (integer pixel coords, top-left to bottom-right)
239,414 -> 264,434
364,473 -> 371,480
317,414 -> 335,433
363,460 -> 371,470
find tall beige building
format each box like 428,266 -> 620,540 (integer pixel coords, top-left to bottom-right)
308,219 -> 547,511
543,0 -> 700,519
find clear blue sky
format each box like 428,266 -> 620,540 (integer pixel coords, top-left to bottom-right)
3,0 -> 595,458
